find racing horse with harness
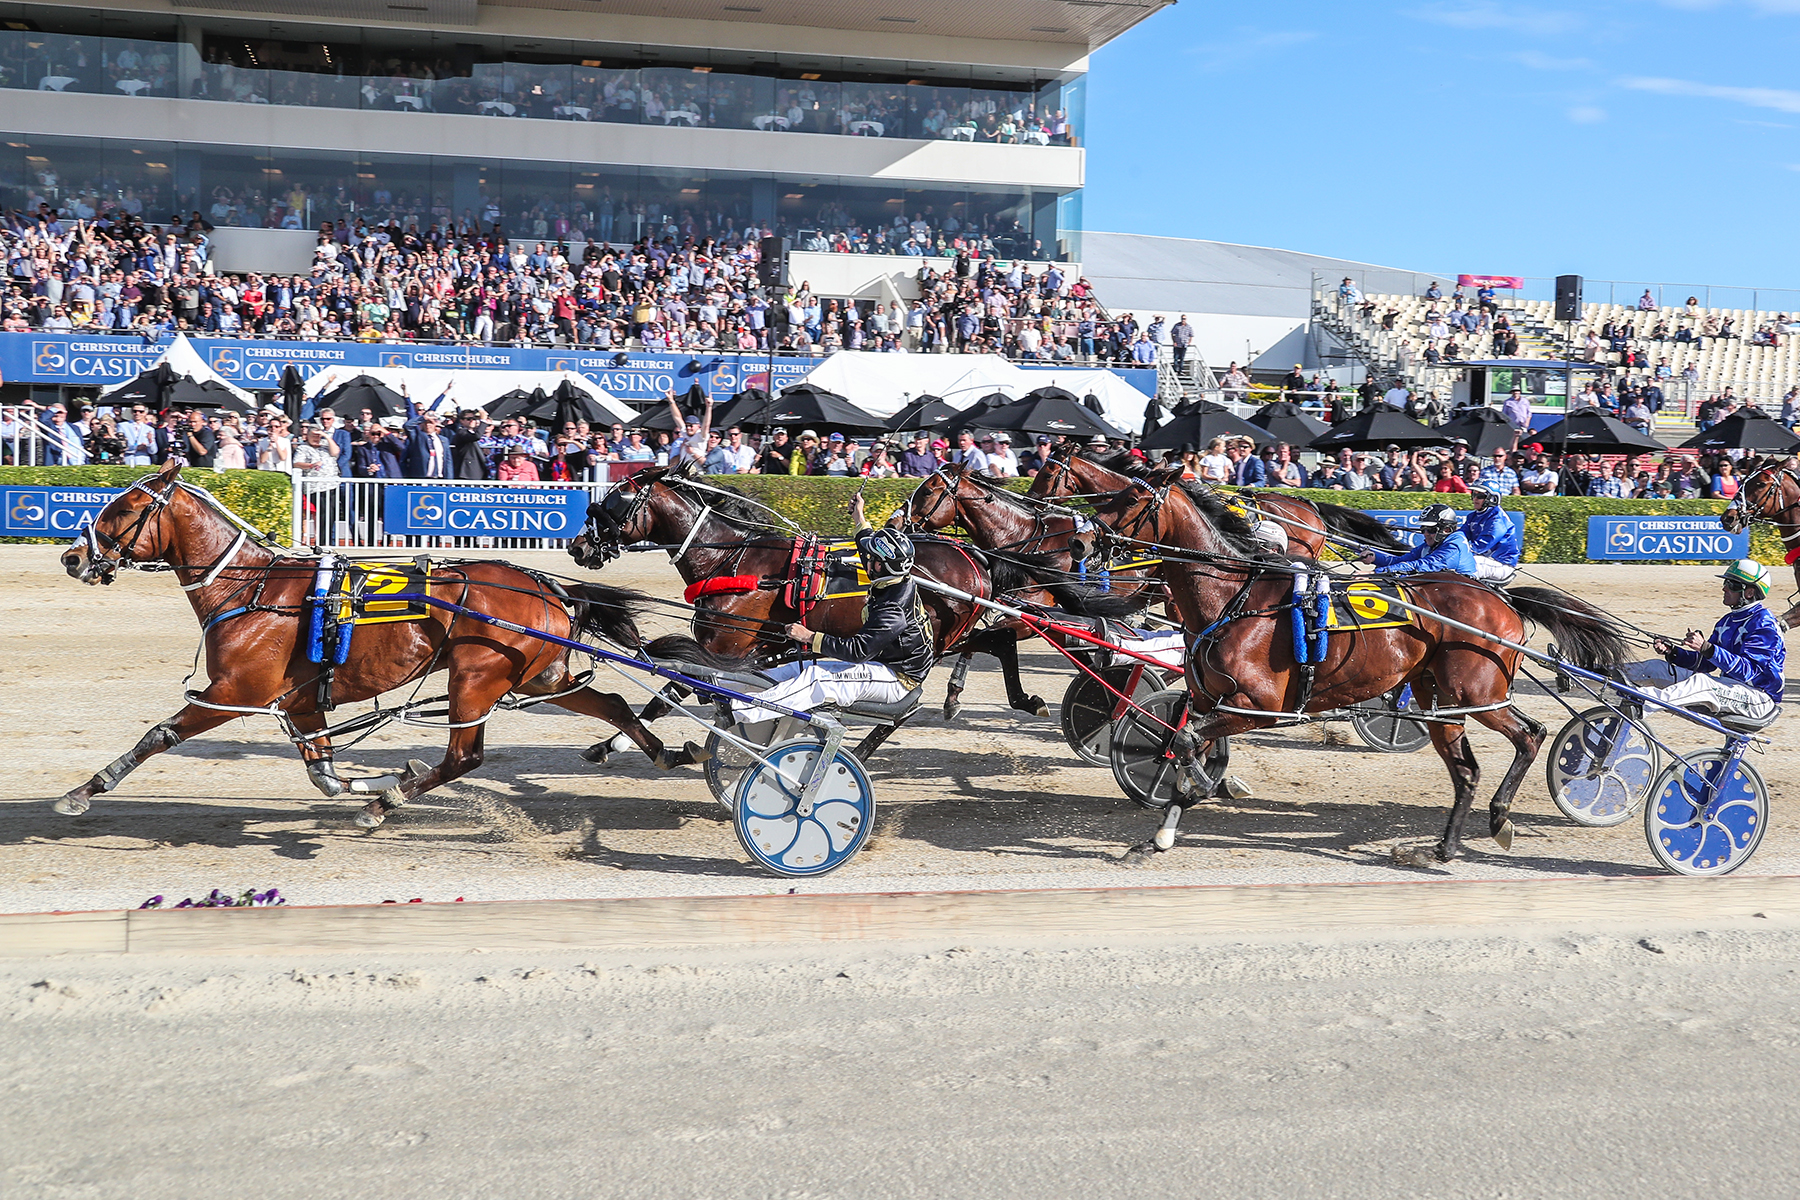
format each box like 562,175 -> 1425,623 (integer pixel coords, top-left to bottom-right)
1026,447 -> 1409,559
55,460 -> 711,829
1083,472 -> 1630,865
566,459 -> 1138,728
1721,455 -> 1800,624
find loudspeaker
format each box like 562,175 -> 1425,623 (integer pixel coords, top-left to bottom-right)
1554,275 -> 1583,322
757,236 -> 790,288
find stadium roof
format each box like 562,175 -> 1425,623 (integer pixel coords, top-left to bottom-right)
1454,359 -> 1613,372
492,0 -> 1172,48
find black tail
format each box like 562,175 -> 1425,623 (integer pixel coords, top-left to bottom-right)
1508,587 -> 1632,674
643,633 -> 758,670
566,582 -> 649,646
1315,502 -> 1408,552
990,551 -> 1146,620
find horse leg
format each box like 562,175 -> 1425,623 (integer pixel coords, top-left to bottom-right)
1120,711 -> 1257,865
943,652 -> 973,719
354,662 -> 516,828
1394,720 -> 1481,866
958,628 -> 1046,717
547,685 -> 710,771
1473,706 -> 1545,851
53,699 -> 240,815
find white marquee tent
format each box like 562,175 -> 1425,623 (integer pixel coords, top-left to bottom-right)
97,333 -> 257,407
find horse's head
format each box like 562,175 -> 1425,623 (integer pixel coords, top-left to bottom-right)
1723,458 -> 1799,534
1025,448 -> 1079,503
569,469 -> 663,569
893,463 -> 975,533
62,459 -> 184,586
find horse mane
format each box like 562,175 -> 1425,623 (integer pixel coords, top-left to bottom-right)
1169,479 -> 1266,557
661,459 -> 770,528
1079,448 -> 1145,477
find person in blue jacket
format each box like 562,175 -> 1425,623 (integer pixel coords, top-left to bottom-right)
1359,503 -> 1477,576
1462,484 -> 1521,584
1646,559 -> 1786,727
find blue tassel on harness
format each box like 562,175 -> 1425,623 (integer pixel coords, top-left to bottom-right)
1310,587 -> 1330,663
331,616 -> 354,665
306,557 -> 339,666
1291,580 -> 1311,665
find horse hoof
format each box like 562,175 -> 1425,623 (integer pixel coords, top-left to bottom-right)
685,740 -> 712,765
52,793 -> 91,816
403,759 -> 430,782
943,698 -> 962,721
1222,776 -> 1253,801
581,741 -> 613,765
379,784 -> 407,811
1492,819 -> 1515,851
354,806 -> 386,830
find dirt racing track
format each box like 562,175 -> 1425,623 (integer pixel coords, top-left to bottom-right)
3,547 -> 1797,914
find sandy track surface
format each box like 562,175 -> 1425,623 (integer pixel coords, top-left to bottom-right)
7,920 -> 1800,1198
2,547 -> 1794,913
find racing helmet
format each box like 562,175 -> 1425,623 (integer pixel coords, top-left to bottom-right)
856,526 -> 916,579
1718,558 -> 1771,603
1418,503 -> 1462,535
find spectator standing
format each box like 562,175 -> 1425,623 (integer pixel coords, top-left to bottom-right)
497,447 -> 540,481
899,432 -> 938,477
1474,450 -> 1521,496
1587,461 -> 1628,498
986,433 -> 1020,478
450,409 -> 491,479
117,404 -> 157,467
403,412 -> 452,479
1170,316 -> 1193,373
180,409 -> 216,468
948,429 -> 989,475
758,428 -> 795,475
1500,387 -> 1531,439
213,429 -> 247,470
1198,437 -> 1232,485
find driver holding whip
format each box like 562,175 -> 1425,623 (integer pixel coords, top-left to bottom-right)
1644,559 -> 1786,727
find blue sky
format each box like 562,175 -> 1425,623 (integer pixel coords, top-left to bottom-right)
1085,1 -> 1800,291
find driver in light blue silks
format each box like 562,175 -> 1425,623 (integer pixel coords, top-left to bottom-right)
1358,503 -> 1478,577
1644,559 -> 1786,727
1462,484 -> 1521,584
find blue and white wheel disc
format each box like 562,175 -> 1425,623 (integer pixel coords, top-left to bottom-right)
733,739 -> 875,877
1645,752 -> 1767,877
1549,708 -> 1658,827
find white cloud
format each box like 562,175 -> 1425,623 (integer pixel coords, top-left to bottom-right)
1410,2 -> 1580,36
1182,29 -> 1319,72
1567,105 -> 1608,123
1513,50 -> 1593,70
1620,75 -> 1800,113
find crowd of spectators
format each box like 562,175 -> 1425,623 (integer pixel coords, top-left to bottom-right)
3,208 -> 1145,365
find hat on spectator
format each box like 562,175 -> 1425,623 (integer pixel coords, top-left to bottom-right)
1086,433 -> 1109,447
261,403 -> 283,415
931,438 -> 949,450
300,421 -> 324,433
800,429 -> 819,439
828,432 -> 845,442
379,416 -> 406,429
994,432 -> 1012,443
1451,437 -> 1469,446
1035,435 -> 1052,445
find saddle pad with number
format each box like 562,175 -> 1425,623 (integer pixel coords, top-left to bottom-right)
1326,578 -> 1415,632
333,561 -> 436,625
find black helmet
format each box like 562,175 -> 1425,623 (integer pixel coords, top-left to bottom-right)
856,526 -> 915,578
1419,503 -> 1461,534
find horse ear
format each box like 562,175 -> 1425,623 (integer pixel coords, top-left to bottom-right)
158,457 -> 183,480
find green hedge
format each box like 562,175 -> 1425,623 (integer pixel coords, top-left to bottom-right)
712,476 -> 1779,564
0,466 -> 293,545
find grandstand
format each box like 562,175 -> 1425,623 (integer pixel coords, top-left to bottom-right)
1317,283 -> 1800,425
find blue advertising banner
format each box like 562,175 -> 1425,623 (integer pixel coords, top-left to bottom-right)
1586,516 -> 1748,561
1,335 -> 1157,405
1,486 -> 123,537
1363,509 -> 1523,550
382,484 -> 591,537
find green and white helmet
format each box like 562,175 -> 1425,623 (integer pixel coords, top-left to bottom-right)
1718,558 -> 1771,599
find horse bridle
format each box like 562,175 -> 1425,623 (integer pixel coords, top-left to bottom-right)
78,472 -> 181,584
1727,462 -> 1800,559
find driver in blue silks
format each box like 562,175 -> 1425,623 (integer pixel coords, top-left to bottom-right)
1462,484 -> 1521,584
1645,559 -> 1786,727
1358,503 -> 1477,577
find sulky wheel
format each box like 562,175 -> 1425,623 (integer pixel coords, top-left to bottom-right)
1060,665 -> 1177,767
1347,687 -> 1432,754
1109,688 -> 1216,811
1546,706 -> 1661,827
733,738 -> 876,877
1645,751 -> 1768,877
704,718 -> 812,812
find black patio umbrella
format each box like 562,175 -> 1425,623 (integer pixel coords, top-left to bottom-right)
1138,400 -> 1272,453
1677,411 -> 1800,454
279,364 -> 307,423
1530,408 -> 1666,455
1248,400 -> 1330,446
1140,393 -> 1165,436
1435,407 -> 1519,457
1307,406 -> 1448,453
738,383 -> 886,433
525,377 -> 618,429
485,388 -> 544,421
637,386 -> 766,433
972,388 -> 1124,440
885,394 -> 962,433
316,373 -> 405,419
108,363 -> 255,413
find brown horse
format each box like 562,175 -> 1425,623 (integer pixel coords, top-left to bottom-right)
1721,456 -> 1800,624
1027,447 -> 1408,559
56,461 -> 703,828
1086,474 -> 1629,865
566,461 -> 1138,723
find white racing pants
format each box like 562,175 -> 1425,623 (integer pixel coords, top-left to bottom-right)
1644,672 -> 1780,728
732,660 -> 910,726
1474,556 -> 1517,584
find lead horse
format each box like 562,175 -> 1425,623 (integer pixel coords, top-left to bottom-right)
56,460 -> 703,828
1083,473 -> 1630,865
1722,455 -> 1800,624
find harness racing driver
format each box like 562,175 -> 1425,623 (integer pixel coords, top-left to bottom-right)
1358,503 -> 1478,577
732,492 -> 935,726
1644,558 -> 1787,728
1463,484 -> 1522,584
